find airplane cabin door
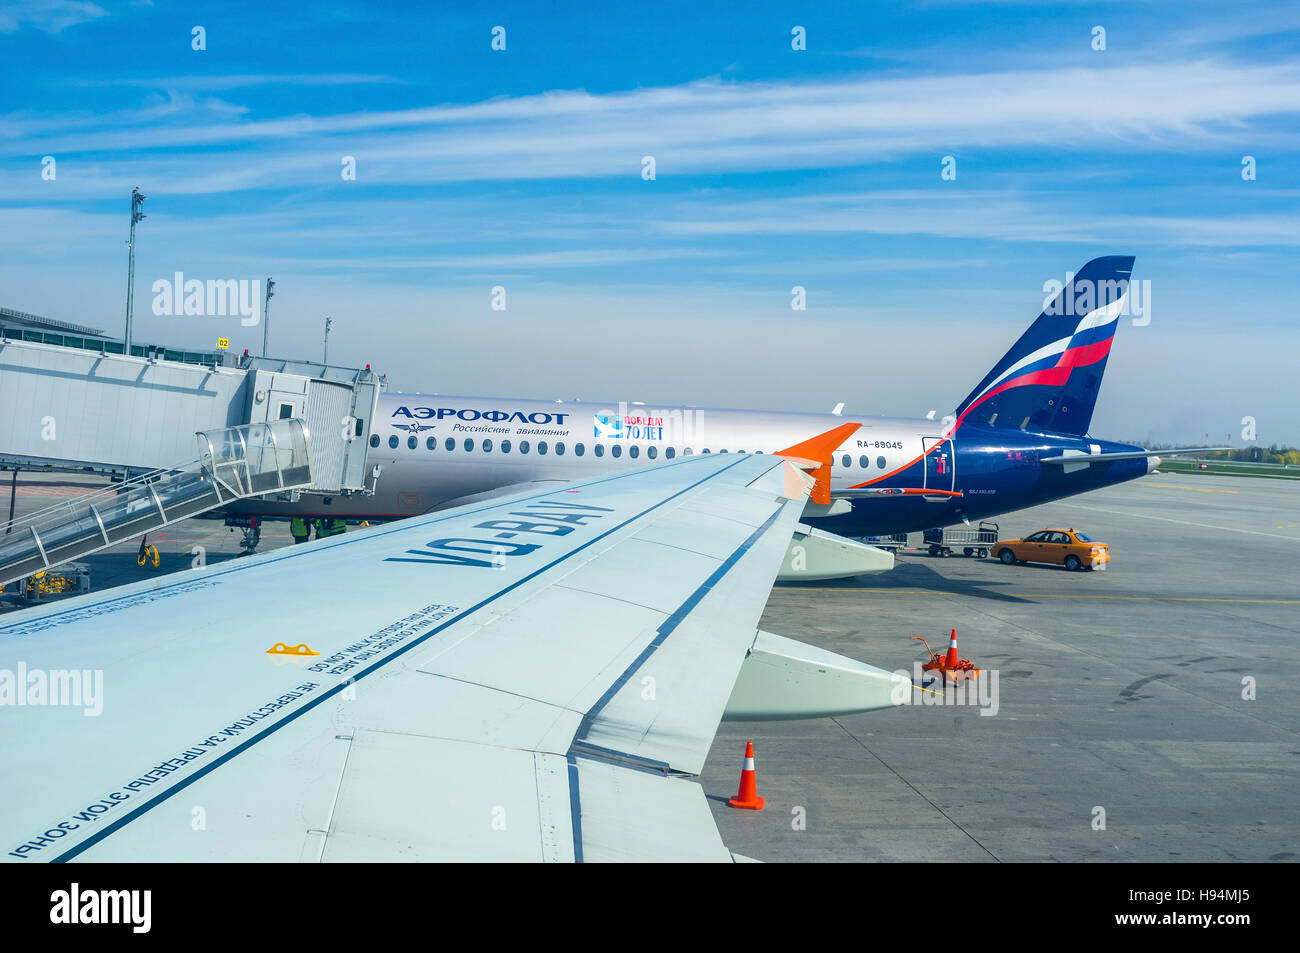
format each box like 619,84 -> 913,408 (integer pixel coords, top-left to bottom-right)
923,437 -> 954,492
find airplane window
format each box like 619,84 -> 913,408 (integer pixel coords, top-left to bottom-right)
877,456 -> 886,469
684,448 -> 693,455
611,444 -> 623,458
388,435 -> 399,449
408,436 -> 417,450
445,437 -> 455,451
483,439 -> 493,452
520,441 -> 530,453
538,442 -> 548,455
370,434 -> 380,448
464,439 -> 474,452
665,447 -> 675,459
426,437 -> 436,450
648,446 -> 658,459
594,443 -> 605,458
841,454 -> 850,468
629,446 -> 639,459
555,442 -> 565,456
501,439 -> 511,453
859,455 -> 868,468
702,449 -> 710,454
575,443 -> 585,457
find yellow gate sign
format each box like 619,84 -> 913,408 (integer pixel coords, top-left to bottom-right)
216,337 -> 230,350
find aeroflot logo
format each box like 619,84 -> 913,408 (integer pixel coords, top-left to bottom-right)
386,501 -> 613,568
50,883 -> 151,933
393,406 -> 570,425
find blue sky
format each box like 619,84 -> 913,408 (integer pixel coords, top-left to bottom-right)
2,0 -> 1298,445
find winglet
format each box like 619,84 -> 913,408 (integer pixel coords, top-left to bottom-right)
775,423 -> 861,504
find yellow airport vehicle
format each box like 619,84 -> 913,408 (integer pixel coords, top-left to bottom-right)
992,528 -> 1110,571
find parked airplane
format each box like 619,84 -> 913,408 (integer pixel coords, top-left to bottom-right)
229,256 -> 1216,540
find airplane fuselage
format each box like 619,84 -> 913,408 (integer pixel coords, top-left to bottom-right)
229,392 -> 1150,536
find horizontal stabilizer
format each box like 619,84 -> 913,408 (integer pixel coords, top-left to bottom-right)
1039,447 -> 1231,464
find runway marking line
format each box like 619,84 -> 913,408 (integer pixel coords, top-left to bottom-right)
772,587 -> 1300,604
1143,483 -> 1237,494
1056,501 -> 1300,541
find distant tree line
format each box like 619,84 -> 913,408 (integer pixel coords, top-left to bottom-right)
1135,443 -> 1300,466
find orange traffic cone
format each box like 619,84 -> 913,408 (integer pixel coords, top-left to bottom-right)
944,628 -> 960,668
728,740 -> 766,810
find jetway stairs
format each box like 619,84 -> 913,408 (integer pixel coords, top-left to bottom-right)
0,419 -> 312,591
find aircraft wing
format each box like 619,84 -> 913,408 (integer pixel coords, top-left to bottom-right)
1,453 -> 903,863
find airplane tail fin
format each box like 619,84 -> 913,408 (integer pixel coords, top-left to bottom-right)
953,256 -> 1135,436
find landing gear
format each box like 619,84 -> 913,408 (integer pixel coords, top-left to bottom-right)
238,524 -> 262,556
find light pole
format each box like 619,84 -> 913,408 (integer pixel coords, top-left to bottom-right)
262,277 -> 275,357
322,316 -> 333,365
123,187 -> 146,354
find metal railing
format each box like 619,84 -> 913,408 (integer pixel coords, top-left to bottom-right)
0,419 -> 312,589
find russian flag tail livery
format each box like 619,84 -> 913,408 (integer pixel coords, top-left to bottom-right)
954,256 -> 1135,437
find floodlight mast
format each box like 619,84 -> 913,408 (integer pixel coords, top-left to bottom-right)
123,187 -> 146,354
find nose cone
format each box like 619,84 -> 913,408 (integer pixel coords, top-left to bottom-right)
1147,455 -> 1161,473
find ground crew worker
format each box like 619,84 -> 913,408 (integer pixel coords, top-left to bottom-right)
312,517 -> 328,539
328,518 -> 346,537
290,517 -> 310,544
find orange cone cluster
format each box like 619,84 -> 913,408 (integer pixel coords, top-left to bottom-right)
914,628 -> 981,683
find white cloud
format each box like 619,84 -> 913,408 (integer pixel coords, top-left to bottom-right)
0,0 -> 107,33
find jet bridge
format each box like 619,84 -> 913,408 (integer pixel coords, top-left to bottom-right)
0,420 -> 311,590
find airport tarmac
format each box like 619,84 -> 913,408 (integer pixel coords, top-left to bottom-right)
706,472 -> 1300,862
3,469 -> 1297,862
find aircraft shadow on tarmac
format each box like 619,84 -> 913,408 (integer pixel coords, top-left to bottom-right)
780,557 -> 1039,604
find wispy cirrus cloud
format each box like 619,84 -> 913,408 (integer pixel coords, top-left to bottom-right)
0,0 -> 107,33
5,60 -> 1300,187
68,73 -> 406,91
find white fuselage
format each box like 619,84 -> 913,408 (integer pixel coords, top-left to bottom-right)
282,392 -> 950,519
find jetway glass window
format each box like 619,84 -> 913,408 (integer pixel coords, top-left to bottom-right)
388,436 -> 398,449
